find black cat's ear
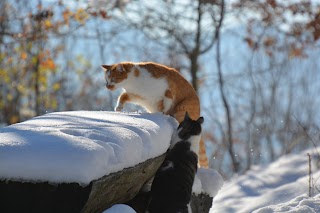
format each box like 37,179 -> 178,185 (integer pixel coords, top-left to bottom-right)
197,116 -> 204,124
184,112 -> 190,120
101,65 -> 111,71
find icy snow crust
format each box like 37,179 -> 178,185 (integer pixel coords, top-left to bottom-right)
0,111 -> 178,185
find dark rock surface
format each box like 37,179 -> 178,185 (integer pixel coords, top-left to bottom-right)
0,154 -> 214,213
190,193 -> 213,213
82,154 -> 166,213
0,154 -> 166,213
0,181 -> 91,213
126,191 -> 214,213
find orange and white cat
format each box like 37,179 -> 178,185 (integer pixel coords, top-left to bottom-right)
102,62 -> 208,167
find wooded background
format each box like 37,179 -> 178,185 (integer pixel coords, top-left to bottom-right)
1,0 -> 320,178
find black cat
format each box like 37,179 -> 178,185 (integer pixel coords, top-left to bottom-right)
147,112 -> 204,213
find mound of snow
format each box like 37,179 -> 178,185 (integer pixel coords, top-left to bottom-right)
254,194 -> 320,213
193,168 -> 224,197
103,204 -> 137,213
0,111 -> 178,185
211,149 -> 320,213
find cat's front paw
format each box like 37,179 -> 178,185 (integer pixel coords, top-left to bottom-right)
115,105 -> 123,112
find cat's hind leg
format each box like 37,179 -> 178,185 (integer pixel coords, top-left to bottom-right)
162,89 -> 174,113
173,100 -> 200,123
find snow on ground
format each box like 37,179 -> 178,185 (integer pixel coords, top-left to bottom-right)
0,111 -> 178,185
211,148 -> 320,213
255,194 -> 320,213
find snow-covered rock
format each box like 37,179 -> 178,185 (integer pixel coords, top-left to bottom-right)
0,111 -> 178,185
194,168 -> 224,197
0,111 -> 178,213
189,168 -> 224,213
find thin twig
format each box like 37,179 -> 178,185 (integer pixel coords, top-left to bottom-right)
308,153 -> 312,197
292,114 -> 320,157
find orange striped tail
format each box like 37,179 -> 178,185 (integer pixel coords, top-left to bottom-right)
198,137 -> 209,168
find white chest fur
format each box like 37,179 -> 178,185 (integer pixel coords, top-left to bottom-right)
188,135 -> 201,154
122,66 -> 172,112
170,129 -> 200,154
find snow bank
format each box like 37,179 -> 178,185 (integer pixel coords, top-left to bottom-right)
211,149 -> 320,213
0,111 -> 178,185
254,194 -> 320,213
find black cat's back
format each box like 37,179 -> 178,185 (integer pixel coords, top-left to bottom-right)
147,112 -> 204,213
148,142 -> 198,213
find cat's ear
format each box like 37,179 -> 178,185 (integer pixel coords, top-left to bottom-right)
184,112 -> 190,120
116,64 -> 125,72
101,65 -> 111,71
197,117 -> 204,124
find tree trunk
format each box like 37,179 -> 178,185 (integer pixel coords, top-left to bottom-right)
215,0 -> 239,173
34,56 -> 41,116
190,55 -> 199,92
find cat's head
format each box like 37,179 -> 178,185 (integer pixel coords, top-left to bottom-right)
171,112 -> 204,148
101,63 -> 128,91
177,112 -> 204,140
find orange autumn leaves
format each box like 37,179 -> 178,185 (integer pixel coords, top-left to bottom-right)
244,36 -> 307,58
19,50 -> 56,70
235,0 -> 320,59
38,50 -> 56,70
